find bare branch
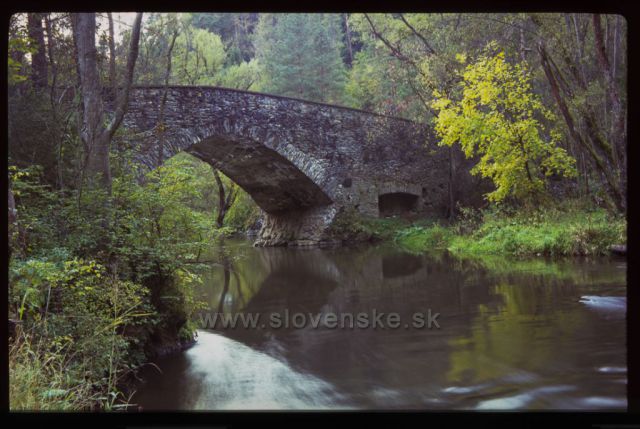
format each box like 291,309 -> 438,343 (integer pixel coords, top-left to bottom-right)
106,12 -> 143,139
398,14 -> 436,55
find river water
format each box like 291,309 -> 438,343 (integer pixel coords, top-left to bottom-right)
132,239 -> 627,410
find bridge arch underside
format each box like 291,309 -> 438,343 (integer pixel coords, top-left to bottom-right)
186,133 -> 332,214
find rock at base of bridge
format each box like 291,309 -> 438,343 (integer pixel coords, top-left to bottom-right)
254,205 -> 342,247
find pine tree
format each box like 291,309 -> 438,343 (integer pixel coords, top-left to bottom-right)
254,14 -> 346,103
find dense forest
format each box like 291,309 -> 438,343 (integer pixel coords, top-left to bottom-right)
8,12 -> 626,410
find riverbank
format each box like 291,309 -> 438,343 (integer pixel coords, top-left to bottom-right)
357,200 -> 626,258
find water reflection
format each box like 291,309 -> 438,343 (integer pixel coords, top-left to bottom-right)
133,240 -> 626,410
382,254 -> 423,278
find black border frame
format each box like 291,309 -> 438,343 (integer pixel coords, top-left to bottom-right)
2,1 -> 638,427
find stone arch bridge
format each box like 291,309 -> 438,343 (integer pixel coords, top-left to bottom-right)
109,86 -> 454,246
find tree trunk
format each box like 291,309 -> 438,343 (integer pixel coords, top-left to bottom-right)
343,14 -> 354,67
8,187 -> 17,227
157,29 -> 179,166
44,14 -> 66,190
519,24 -> 527,64
612,15 -> 620,85
8,186 -> 18,260
537,41 -> 624,212
72,12 -> 143,194
213,169 -> 237,228
592,14 -> 626,194
448,146 -> 455,220
213,170 -> 227,228
568,14 -> 588,90
107,13 -> 117,96
27,13 -> 48,90
44,14 -> 57,95
72,13 -> 108,189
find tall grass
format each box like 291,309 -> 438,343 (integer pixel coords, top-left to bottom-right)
9,330 -> 93,410
395,224 -> 453,253
9,327 -> 137,411
328,208 -> 411,242
395,199 -> 626,257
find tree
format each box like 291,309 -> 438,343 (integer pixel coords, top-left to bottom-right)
216,59 -> 260,90
592,14 -> 626,187
348,13 -> 496,216
190,12 -> 258,65
254,13 -> 347,103
71,12 -> 143,193
156,19 -> 180,166
432,46 -> 577,203
171,17 -> 226,85
27,13 -> 48,90
213,170 -> 238,228
531,13 -> 627,212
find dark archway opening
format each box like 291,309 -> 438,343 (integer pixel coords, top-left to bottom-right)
188,133 -> 332,214
378,192 -> 418,217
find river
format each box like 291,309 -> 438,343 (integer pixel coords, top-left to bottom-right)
132,239 -> 627,410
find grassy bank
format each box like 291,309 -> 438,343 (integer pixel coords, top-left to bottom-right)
393,200 -> 626,257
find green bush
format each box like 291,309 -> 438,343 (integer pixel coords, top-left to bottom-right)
328,208 -> 409,242
8,156 -> 220,410
396,224 -> 453,253
10,332 -> 94,410
9,257 -> 156,410
394,199 -> 626,257
225,189 -> 261,232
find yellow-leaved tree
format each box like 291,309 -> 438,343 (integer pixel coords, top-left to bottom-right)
431,43 -> 577,203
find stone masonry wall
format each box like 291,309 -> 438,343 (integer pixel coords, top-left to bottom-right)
110,86 -> 462,245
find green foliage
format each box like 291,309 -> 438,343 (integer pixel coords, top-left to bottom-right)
216,59 -> 260,90
344,46 -> 420,117
10,331 -> 94,410
452,204 -> 483,235
190,13 -> 258,65
344,48 -> 384,110
449,202 -> 625,257
8,91 -> 77,188
395,224 -> 453,253
9,257 -> 155,410
393,199 -> 625,257
8,153 -> 238,409
432,44 -> 577,203
172,22 -> 227,85
112,153 -> 219,264
9,165 -> 58,255
135,14 -> 179,85
328,208 -> 409,242
225,189 -> 261,232
346,14 -> 437,119
8,35 -> 34,85
254,13 -> 347,103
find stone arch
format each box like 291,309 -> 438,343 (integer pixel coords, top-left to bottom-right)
186,131 -> 332,214
110,85 -> 455,245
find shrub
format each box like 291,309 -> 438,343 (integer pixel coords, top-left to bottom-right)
10,331 -> 94,410
9,258 -> 156,410
395,224 -> 454,253
397,199 -> 626,257
328,208 -> 408,242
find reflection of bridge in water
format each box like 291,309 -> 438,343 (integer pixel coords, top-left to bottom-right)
168,241 -> 627,409
205,244 -> 505,343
